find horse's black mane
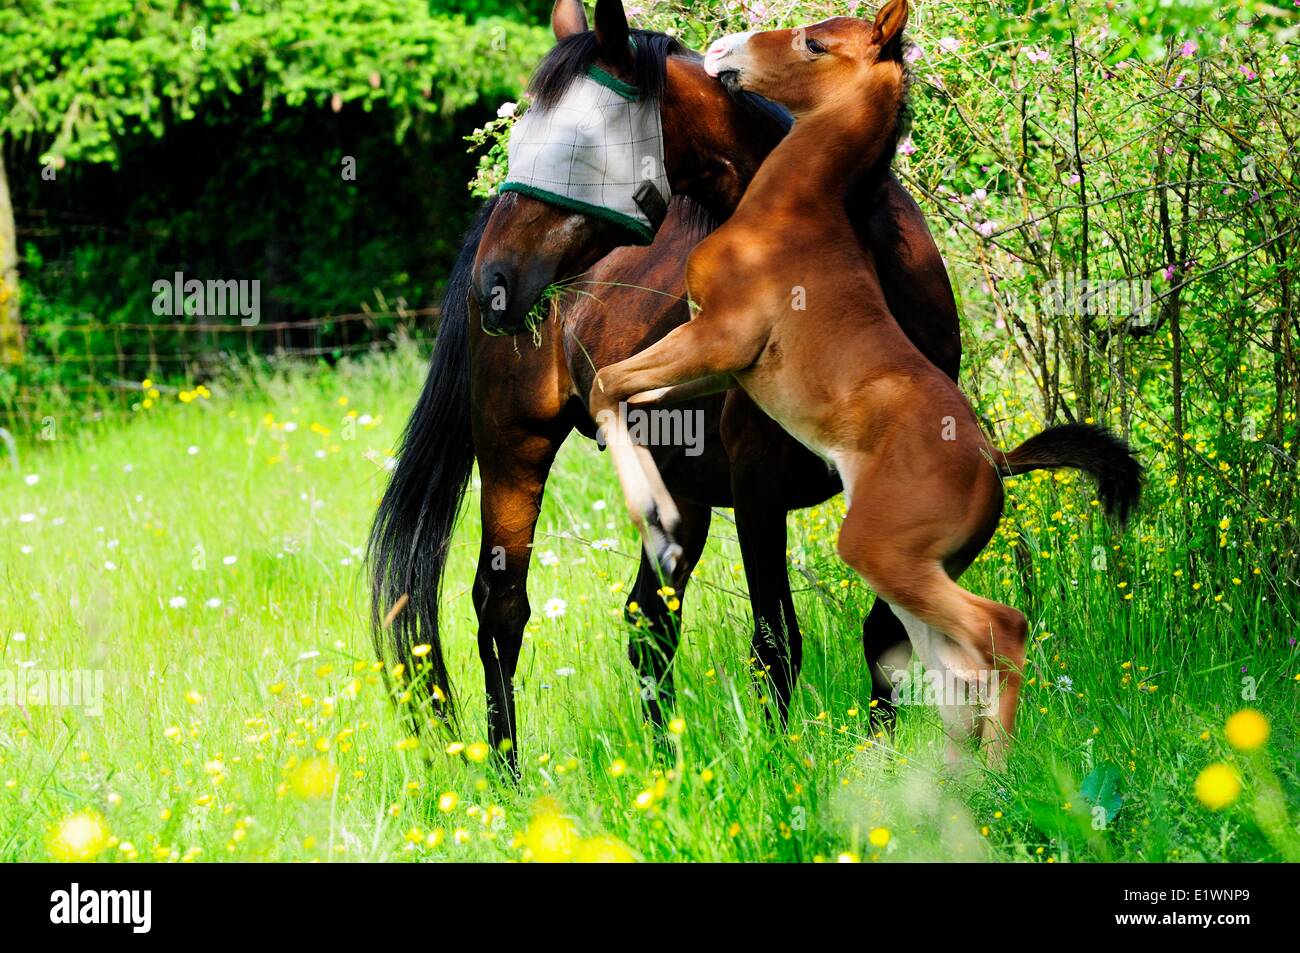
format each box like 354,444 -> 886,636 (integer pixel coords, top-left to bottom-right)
526,24 -> 911,235
532,29 -> 679,106
531,27 -> 794,131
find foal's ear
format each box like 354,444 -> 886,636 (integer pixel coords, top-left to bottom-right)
551,0 -> 588,41
870,0 -> 909,53
593,0 -> 632,66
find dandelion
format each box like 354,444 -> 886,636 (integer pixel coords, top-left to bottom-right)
868,827 -> 891,848
1194,763 -> 1241,810
47,809 -> 111,861
465,742 -> 490,763
544,598 -> 567,619
1224,709 -> 1269,750
288,758 -> 337,799
574,835 -> 635,863
836,851 -> 860,863
667,717 -> 686,736
438,792 -> 459,813
525,810 -> 577,863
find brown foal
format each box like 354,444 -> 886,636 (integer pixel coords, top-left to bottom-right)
589,1 -> 1140,759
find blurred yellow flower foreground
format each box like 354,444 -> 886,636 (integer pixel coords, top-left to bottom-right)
48,809 -> 112,862
1224,709 -> 1270,750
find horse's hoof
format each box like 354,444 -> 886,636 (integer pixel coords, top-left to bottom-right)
657,542 -> 682,578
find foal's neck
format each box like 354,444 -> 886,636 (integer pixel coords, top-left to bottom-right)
744,71 -> 903,218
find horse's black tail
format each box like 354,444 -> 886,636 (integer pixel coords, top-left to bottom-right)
996,422 -> 1143,525
368,198 -> 495,729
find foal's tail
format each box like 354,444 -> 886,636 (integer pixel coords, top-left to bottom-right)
996,422 -> 1143,524
368,198 -> 495,729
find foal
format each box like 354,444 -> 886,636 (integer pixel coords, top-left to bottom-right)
589,1 -> 1140,756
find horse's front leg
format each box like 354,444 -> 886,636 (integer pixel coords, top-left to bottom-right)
625,499 -> 712,729
471,422 -> 564,776
591,318 -> 761,578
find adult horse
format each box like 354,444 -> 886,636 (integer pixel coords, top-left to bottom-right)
369,0 -> 960,770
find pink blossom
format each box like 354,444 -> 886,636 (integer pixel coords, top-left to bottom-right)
905,44 -> 924,64
1163,264 -> 1177,281
1180,41 -> 1197,57
898,137 -> 916,157
1239,65 -> 1257,81
939,36 -> 959,54
976,221 -> 996,238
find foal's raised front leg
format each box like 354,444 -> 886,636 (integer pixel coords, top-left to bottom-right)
591,317 -> 765,577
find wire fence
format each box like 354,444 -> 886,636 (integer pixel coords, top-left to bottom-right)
0,307 -> 437,427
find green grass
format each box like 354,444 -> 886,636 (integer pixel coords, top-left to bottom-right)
2,344 -> 1297,863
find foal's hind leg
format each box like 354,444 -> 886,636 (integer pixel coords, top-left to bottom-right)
626,500 -> 712,728
837,506 -> 1027,764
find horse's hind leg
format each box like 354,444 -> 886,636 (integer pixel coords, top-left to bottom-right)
472,425 -> 564,775
861,597 -> 912,729
626,500 -> 711,728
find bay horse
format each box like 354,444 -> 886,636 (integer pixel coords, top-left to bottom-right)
369,0 -> 962,769
588,0 -> 1142,759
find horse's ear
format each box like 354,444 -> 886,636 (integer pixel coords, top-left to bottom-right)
870,0 -> 909,52
593,0 -> 632,66
551,0 -> 588,41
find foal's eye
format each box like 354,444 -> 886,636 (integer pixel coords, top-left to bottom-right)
806,38 -> 827,55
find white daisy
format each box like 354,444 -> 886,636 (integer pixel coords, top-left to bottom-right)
543,597 -> 568,619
